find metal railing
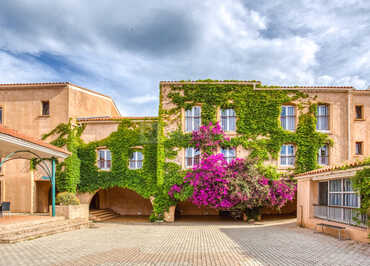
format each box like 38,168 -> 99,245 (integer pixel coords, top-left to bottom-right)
313,205 -> 368,228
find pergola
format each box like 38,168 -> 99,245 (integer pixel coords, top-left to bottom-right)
0,126 -> 70,216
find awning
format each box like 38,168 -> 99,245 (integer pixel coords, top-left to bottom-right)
0,126 -> 70,159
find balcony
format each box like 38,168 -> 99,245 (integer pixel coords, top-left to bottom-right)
313,205 -> 368,228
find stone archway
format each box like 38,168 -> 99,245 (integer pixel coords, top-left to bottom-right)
78,187 -> 153,217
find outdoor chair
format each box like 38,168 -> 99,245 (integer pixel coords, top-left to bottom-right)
0,201 -> 10,217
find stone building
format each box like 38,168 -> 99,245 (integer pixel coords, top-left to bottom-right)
0,81 -> 369,237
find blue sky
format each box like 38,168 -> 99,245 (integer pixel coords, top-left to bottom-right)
0,0 -> 369,116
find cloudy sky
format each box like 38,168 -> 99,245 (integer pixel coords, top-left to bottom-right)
0,1 -> 369,116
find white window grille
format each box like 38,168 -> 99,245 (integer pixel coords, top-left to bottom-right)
221,147 -> 236,163
280,106 -> 296,130
185,106 -> 201,132
185,147 -> 200,168
317,104 -> 329,131
98,149 -> 111,170
129,151 -> 143,169
280,144 -> 295,166
318,144 -> 329,165
220,109 -> 236,131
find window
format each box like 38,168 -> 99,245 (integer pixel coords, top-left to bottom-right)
280,144 -> 295,166
318,145 -> 329,165
318,182 -> 328,206
280,105 -> 296,130
221,147 -> 236,163
316,104 -> 329,131
220,109 -> 236,131
42,101 -> 50,116
185,147 -> 200,168
328,178 -> 359,208
129,151 -> 143,169
97,149 -> 111,170
185,106 -> 201,132
0,107 -> 2,124
355,105 -> 364,120
355,142 -> 363,155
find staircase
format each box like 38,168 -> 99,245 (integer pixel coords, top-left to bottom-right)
89,209 -> 118,222
0,217 -> 89,244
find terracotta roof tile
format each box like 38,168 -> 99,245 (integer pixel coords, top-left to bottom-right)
0,125 -> 70,155
295,158 -> 370,177
77,116 -> 158,122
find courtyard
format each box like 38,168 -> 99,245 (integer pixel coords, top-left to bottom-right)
0,219 -> 368,266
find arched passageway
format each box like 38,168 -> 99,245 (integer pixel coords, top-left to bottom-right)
89,187 -> 152,222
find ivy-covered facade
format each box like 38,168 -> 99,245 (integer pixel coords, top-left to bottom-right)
44,81 -> 369,223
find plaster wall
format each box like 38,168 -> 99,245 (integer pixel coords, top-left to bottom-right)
98,188 -> 152,216
0,84 -> 120,212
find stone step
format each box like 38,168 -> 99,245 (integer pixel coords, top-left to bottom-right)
0,216 -> 66,231
89,209 -> 118,222
89,209 -> 110,215
0,219 -> 89,244
0,218 -> 83,238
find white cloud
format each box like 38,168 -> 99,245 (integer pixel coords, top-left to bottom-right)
0,0 -> 369,115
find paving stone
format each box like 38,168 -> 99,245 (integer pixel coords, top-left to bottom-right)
0,221 -> 368,265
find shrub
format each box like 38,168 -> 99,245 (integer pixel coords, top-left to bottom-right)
55,192 -> 80,205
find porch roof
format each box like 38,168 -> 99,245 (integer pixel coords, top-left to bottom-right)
0,126 -> 70,159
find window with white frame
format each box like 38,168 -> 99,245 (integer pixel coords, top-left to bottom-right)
185,147 -> 200,168
280,144 -> 295,166
98,149 -> 111,170
220,109 -> 236,131
280,105 -> 296,130
316,104 -> 329,131
221,147 -> 236,163
318,144 -> 329,165
129,151 -> 143,169
185,106 -> 201,132
328,178 -> 359,208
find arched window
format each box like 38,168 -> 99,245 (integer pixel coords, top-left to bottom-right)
129,151 -> 143,169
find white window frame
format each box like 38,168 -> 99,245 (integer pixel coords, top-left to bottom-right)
280,144 -> 295,166
185,147 -> 200,168
318,144 -> 329,166
220,109 -> 236,132
328,178 -> 360,208
316,104 -> 329,131
280,105 -> 296,131
185,106 -> 201,132
129,151 -> 143,170
221,147 -> 236,163
98,149 -> 111,170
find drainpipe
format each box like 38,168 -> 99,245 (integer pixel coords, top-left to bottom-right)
347,91 -> 351,161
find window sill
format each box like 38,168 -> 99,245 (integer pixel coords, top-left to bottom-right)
317,130 -> 331,134
98,168 -> 111,172
354,118 -> 365,121
38,115 -> 50,118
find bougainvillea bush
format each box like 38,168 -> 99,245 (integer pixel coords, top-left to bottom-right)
169,122 -> 296,212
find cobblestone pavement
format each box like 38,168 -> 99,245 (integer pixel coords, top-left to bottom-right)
0,219 -> 369,266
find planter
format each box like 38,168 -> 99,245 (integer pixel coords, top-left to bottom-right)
50,204 -> 89,220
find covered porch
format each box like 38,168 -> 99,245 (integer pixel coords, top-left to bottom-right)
0,125 -> 70,218
295,162 -> 369,243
